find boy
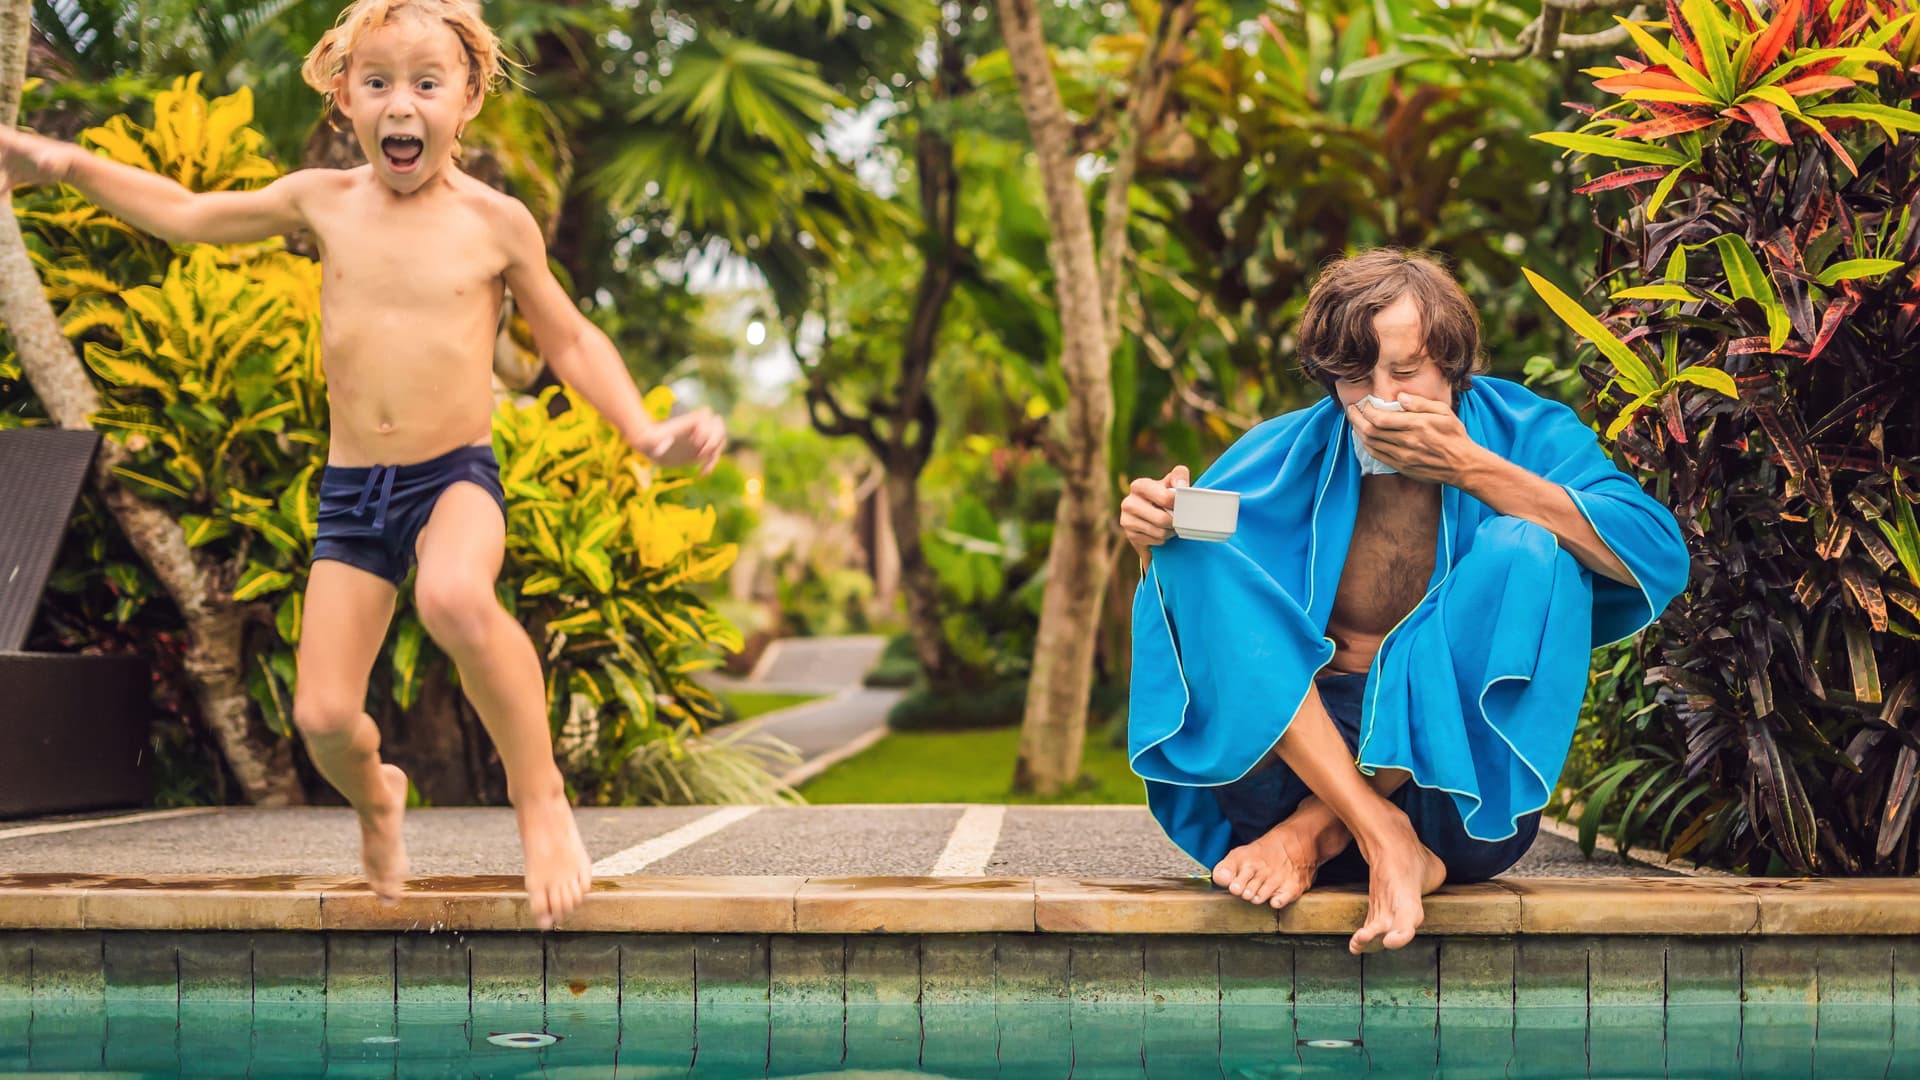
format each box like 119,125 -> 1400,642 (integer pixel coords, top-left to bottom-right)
0,0 -> 727,929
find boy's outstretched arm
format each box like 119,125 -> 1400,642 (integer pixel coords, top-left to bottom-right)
0,126 -> 312,245
498,197 -> 726,474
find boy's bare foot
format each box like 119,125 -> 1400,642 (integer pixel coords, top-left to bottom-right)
357,763 -> 411,903
516,789 -> 592,930
1348,815 -> 1447,954
1212,814 -> 1329,909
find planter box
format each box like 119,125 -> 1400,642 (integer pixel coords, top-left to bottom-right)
0,651 -> 152,818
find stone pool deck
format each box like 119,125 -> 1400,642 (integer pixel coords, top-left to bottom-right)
0,804 -> 1914,936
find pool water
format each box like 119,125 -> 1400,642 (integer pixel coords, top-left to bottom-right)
0,998 -> 1912,1077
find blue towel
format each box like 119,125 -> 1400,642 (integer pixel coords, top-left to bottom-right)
1128,377 -> 1690,870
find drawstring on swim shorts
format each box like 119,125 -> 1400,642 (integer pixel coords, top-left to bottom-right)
351,464 -> 400,531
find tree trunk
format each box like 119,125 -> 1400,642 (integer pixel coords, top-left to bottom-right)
0,2 -> 299,805
886,467 -> 954,687
1000,0 -> 1195,794
996,0 -> 1116,795
1096,0 -> 1199,353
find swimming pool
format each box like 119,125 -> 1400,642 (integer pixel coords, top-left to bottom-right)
4,927 -> 1917,1077
0,996 -> 1910,1076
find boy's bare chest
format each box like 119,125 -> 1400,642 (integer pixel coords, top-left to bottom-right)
315,206 -> 506,304
1328,480 -> 1441,637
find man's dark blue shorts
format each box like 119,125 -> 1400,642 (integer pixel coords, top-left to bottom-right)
312,444 -> 507,586
1210,669 -> 1539,884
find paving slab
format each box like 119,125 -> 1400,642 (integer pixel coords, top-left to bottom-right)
0,807 -> 714,876
738,687 -> 904,762
0,805 -> 1671,879
746,635 -> 889,690
645,806 -> 964,876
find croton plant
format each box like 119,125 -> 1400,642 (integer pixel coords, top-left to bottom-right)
1529,0 -> 1920,873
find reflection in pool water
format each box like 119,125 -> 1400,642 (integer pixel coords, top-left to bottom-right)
1,995 -> 1910,1077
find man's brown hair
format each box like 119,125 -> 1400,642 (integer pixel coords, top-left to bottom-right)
1295,248 -> 1487,393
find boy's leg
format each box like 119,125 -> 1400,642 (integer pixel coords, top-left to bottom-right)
411,482 -> 590,930
292,560 -> 404,899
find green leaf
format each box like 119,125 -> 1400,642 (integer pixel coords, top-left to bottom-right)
1614,15 -> 1721,98
1712,234 -> 1791,349
574,546 -> 614,594
276,592 -> 302,645
1579,759 -> 1644,855
179,513 -> 232,548
1612,284 -> 1698,302
232,563 -> 293,602
1665,244 -> 1688,283
392,618 -> 423,711
1815,258 -> 1906,287
1648,163 -> 1692,219
1671,366 -> 1739,399
1760,47 -> 1897,86
1741,85 -> 1804,116
1683,0 -> 1734,96
1605,387 -> 1663,440
1806,102 -> 1920,139
1846,619 -> 1882,704
1336,52 -> 1423,80
1523,268 -> 1660,396
1532,131 -> 1690,166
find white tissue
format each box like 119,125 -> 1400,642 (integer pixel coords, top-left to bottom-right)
1352,394 -> 1405,476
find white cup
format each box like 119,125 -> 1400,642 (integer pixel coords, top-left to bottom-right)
1172,486 -> 1239,542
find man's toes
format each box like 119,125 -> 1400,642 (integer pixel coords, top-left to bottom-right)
1384,910 -> 1424,950
1211,856 -> 1242,890
1245,872 -> 1275,905
1349,916 -> 1389,954
528,886 -> 554,930
1226,863 -> 1257,897
1269,880 -> 1306,909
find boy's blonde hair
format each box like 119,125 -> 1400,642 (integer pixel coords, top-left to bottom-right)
301,0 -> 507,115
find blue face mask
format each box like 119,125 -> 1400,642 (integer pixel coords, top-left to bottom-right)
1351,395 -> 1405,476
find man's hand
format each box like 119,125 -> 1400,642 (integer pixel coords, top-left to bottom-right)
0,127 -> 74,190
1121,464 -> 1190,553
1345,393 -> 1485,485
633,407 -> 728,476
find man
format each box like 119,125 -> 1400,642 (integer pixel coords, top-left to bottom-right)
1121,248 -> 1689,954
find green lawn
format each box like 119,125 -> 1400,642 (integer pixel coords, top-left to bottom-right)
799,724 -> 1145,804
721,689 -> 824,721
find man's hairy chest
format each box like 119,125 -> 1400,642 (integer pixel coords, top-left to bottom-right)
1328,481 -> 1441,636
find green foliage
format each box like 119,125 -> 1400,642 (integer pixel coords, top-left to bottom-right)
798,723 -> 1145,805
862,632 -> 921,688
918,434 -> 1055,683
1535,0 -> 1920,874
718,689 -> 822,722
488,387 -> 744,802
887,679 -> 1029,732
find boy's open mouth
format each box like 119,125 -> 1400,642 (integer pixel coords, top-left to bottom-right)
381,135 -> 423,172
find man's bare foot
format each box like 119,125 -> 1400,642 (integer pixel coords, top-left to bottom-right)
515,789 -> 592,930
1212,801 -> 1353,909
1348,816 -> 1447,954
357,763 -> 411,903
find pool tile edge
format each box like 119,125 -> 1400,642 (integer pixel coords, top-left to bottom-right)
0,874 -> 1916,934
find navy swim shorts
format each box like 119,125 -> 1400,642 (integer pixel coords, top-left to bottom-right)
311,444 -> 507,586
